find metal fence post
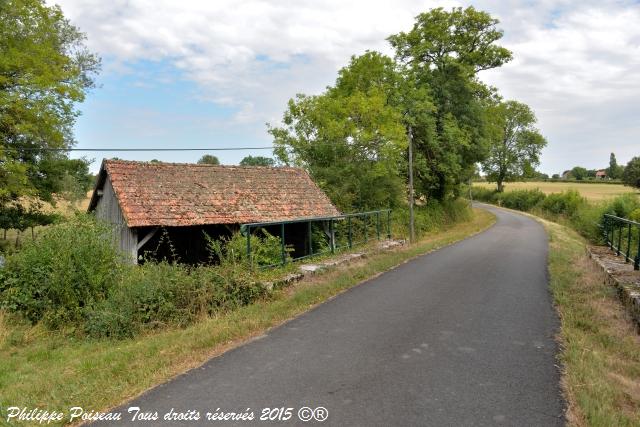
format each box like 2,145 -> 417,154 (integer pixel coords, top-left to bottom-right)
617,223 -> 622,256
281,223 -> 286,265
635,232 -> 640,270
308,221 -> 313,256
626,223 -> 632,262
364,215 -> 368,243
246,226 -> 252,268
348,216 -> 352,249
387,210 -> 391,239
330,219 -> 335,253
376,211 -> 381,240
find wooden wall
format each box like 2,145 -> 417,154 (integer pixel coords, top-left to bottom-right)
94,177 -> 138,262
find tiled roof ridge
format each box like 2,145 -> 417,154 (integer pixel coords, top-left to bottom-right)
103,159 -> 297,171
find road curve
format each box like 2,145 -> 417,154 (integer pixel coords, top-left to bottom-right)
95,205 -> 564,426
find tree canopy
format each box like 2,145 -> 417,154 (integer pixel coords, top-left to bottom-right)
271,52 -> 407,211
197,154 -> 220,165
481,100 -> 547,191
0,0 -> 100,205
240,156 -> 275,167
388,6 -> 512,200
622,157 -> 640,189
271,7 -> 517,210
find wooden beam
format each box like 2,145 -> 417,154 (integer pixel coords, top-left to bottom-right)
136,227 -> 159,251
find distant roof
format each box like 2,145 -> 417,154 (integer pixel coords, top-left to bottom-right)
88,160 -> 340,227
596,170 -> 607,176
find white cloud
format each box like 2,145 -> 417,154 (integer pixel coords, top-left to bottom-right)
52,0 -> 640,173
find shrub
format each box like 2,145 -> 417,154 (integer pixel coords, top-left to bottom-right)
470,187 -> 497,203
495,189 -> 546,211
539,190 -> 586,217
0,215 -> 123,328
84,263 -> 268,339
391,198 -> 472,239
206,229 -> 291,267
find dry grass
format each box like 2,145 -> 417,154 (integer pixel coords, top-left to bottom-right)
0,208 -> 496,426
543,218 -> 640,426
475,181 -> 639,201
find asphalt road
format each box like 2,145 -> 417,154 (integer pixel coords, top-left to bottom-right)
94,205 -> 564,426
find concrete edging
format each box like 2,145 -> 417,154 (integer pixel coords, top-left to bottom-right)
586,245 -> 640,328
263,239 -> 406,290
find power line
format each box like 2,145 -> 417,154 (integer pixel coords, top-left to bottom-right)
2,146 -> 275,152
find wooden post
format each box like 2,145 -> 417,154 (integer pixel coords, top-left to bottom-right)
408,125 -> 415,244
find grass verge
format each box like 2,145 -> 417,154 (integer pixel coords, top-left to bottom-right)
541,215 -> 640,426
0,208 -> 495,426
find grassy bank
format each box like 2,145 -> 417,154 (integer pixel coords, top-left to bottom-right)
543,217 -> 640,426
0,208 -> 495,425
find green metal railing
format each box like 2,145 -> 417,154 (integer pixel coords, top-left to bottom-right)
241,209 -> 392,268
603,214 -> 640,270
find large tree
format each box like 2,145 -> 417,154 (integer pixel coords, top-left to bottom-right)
271,52 -> 407,211
240,155 -> 275,167
0,0 -> 100,205
197,154 -> 220,165
481,100 -> 547,192
388,6 -> 512,200
622,156 -> 640,189
607,152 -> 623,180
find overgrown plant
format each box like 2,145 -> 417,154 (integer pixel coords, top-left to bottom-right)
205,229 -> 292,267
0,215 -> 123,328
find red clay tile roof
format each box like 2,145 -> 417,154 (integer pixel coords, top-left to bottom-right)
89,160 -> 340,227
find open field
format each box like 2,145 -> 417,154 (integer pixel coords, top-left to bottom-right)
474,181 -> 639,201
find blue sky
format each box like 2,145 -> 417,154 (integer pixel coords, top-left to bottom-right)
54,0 -> 640,175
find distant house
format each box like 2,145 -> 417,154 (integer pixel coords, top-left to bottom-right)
562,170 -> 572,179
88,159 -> 340,263
595,169 -> 607,179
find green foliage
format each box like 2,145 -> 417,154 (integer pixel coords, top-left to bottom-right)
0,215 -> 122,328
271,52 -> 407,211
206,229 -> 291,267
622,156 -> 640,189
496,189 -> 547,211
197,155 -> 220,165
391,199 -> 472,239
85,263 -> 267,339
389,6 -> 512,200
239,156 -> 275,167
540,190 -> 586,217
481,100 -> 547,191
0,0 -> 100,204
472,186 -> 640,243
607,153 -> 623,180
0,216 -> 271,338
570,166 -> 588,181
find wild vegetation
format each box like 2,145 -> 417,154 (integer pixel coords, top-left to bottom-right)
543,217 -> 640,426
0,209 -> 495,424
474,181 -> 639,201
472,187 -> 640,241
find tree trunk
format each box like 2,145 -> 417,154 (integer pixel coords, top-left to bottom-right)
497,180 -> 504,192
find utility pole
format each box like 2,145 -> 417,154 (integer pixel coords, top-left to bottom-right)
408,125 -> 415,244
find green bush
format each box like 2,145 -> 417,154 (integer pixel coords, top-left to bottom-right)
495,189 -> 546,211
470,187 -> 497,203
0,215 -> 123,328
206,229 -> 291,267
539,190 -> 586,217
391,198 -> 472,239
84,263 -> 268,339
